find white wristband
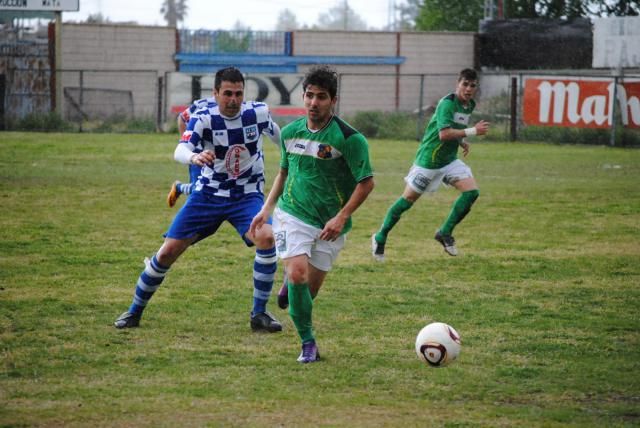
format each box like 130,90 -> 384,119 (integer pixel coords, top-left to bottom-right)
464,127 -> 477,137
174,143 -> 196,165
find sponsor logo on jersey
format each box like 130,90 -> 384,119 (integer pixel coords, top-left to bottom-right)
224,145 -> 251,178
317,144 -> 333,159
245,125 -> 258,140
214,131 -> 225,136
453,112 -> 470,126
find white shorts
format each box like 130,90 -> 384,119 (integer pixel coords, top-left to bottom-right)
404,159 -> 473,194
272,208 -> 345,272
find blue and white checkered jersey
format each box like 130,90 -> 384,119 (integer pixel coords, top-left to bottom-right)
181,101 -> 278,199
179,97 -> 217,125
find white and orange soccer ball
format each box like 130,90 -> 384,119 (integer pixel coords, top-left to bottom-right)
415,322 -> 461,367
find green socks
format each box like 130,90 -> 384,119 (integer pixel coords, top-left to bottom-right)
440,189 -> 479,235
288,282 -> 314,343
375,197 -> 414,244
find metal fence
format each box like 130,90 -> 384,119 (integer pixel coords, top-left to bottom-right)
1,68 -> 163,132
2,65 -> 639,146
482,70 -> 640,147
178,29 -> 291,55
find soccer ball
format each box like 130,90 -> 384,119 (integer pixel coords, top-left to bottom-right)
415,322 -> 461,367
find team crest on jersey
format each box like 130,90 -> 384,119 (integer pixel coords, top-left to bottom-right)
245,125 -> 258,140
317,144 -> 333,159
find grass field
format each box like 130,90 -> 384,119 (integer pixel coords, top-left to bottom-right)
1,131 -> 639,427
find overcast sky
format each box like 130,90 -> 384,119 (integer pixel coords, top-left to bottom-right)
63,0 -> 396,31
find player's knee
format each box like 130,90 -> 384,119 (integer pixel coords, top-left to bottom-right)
465,189 -> 479,202
286,264 -> 308,285
251,228 -> 275,249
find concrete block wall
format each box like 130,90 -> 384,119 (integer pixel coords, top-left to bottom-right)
292,30 -> 475,115
60,23 -> 176,119
58,25 -> 476,122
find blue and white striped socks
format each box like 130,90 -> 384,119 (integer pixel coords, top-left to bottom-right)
128,255 -> 169,315
252,247 -> 277,315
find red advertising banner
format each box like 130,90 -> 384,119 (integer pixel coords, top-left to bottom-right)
523,78 -> 640,129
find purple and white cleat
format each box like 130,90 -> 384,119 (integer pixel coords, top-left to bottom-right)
297,340 -> 320,364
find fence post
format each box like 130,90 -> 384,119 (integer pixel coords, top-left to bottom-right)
54,12 -> 64,118
416,74 -> 425,141
510,76 -> 517,141
79,70 -> 83,132
191,75 -> 201,101
0,74 -> 5,131
157,75 -> 163,132
610,75 -> 618,147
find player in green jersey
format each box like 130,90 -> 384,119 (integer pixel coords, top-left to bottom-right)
371,68 -> 489,260
250,65 -> 375,363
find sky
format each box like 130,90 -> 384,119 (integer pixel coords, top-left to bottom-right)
63,0 -> 396,31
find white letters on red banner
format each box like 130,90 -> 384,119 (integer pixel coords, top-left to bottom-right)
523,77 -> 640,129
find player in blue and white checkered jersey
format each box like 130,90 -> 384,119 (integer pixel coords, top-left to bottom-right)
114,67 -> 283,333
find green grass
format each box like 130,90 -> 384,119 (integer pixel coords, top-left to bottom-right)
1,132 -> 639,427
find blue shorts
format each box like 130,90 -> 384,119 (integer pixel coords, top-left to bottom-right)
165,191 -> 270,247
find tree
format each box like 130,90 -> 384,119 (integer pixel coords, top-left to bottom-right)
415,0 -> 484,31
276,8 -> 300,30
504,0 -> 638,18
416,0 -> 638,30
588,0 -> 639,16
315,0 -> 368,30
160,0 -> 188,27
85,13 -> 110,24
395,0 -> 423,30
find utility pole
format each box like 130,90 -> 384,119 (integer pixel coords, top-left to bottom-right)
343,0 -> 349,30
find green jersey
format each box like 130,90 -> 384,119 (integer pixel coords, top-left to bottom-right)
277,115 -> 373,234
415,93 -> 476,169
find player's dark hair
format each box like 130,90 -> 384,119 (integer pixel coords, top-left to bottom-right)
303,65 -> 338,99
214,67 -> 245,90
458,68 -> 478,82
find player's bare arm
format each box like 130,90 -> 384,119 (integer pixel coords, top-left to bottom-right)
320,176 -> 375,241
439,120 -> 490,141
249,168 -> 288,235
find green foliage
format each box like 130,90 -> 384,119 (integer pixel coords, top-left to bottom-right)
504,0 -> 639,18
416,0 -> 639,28
86,115 -> 157,133
415,0 -> 484,31
7,112 -> 74,132
347,110 -> 422,141
1,132 -> 639,426
520,126 -> 640,147
215,31 -> 251,53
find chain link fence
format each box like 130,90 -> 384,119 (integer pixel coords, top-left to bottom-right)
1,67 -> 162,132
2,66 -> 639,146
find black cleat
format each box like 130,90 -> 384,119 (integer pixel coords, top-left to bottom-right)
434,230 -> 458,256
114,311 -> 141,329
250,311 -> 282,333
